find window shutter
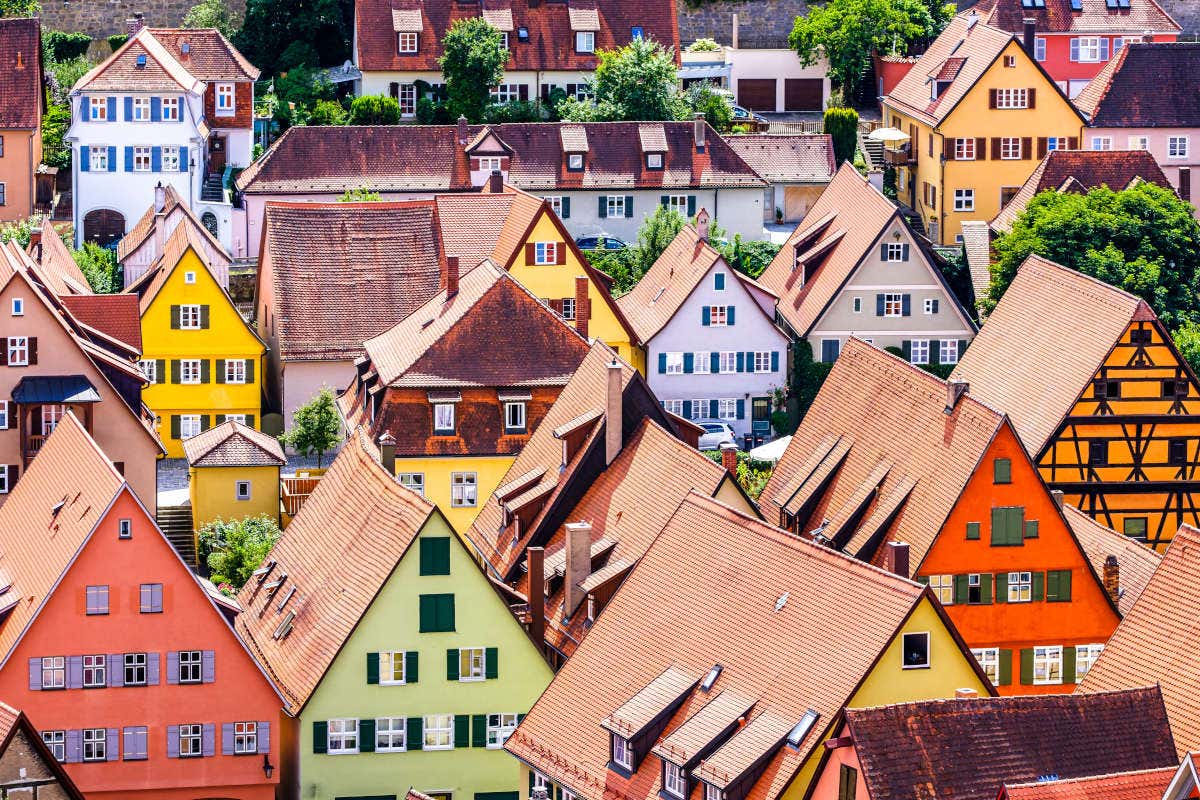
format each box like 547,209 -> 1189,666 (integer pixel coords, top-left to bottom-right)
525,243 -> 535,264
976,137 -> 987,158
407,717 -> 423,750
124,96 -> 133,120
200,306 -> 210,329
245,359 -> 255,383
67,656 -> 82,689
682,400 -> 692,418
901,244 -> 910,261
683,352 -> 694,373
660,195 -> 669,208
215,359 -> 226,384
170,415 -> 181,441
124,146 -> 133,172
901,340 -> 911,360
170,305 -> 181,329
943,138 -> 955,160
222,723 -> 235,755
771,352 -> 779,372
80,146 -> 90,172
990,508 -> 1006,545
27,657 -> 40,690
974,572 -> 990,604
953,574 -> 968,604
147,652 -> 159,685
1068,137 -> 1078,149
555,244 -> 566,265
202,650 -> 215,683
200,414 -> 211,431
562,197 -> 571,218
519,84 -> 529,102
624,196 -> 633,218
366,652 -> 379,684
991,138 -> 1002,161
246,414 -> 255,428
998,650 -> 1012,685
66,730 -> 81,763
727,305 -> 735,325
107,654 -> 124,687
180,146 -> 188,171
1046,569 -> 1059,602
1024,520 -> 1039,539
1028,87 -> 1036,109
81,96 -> 90,117
472,714 -> 487,748
312,721 -> 327,754
155,359 -> 166,383
359,719 -> 376,752
454,715 -> 470,748
687,196 -> 696,216
598,197 -> 607,218
202,724 -> 216,757
447,648 -> 460,680
901,295 -> 911,316
994,572 -> 1008,603
167,725 -> 180,758
1063,645 -> 1078,683
151,146 -> 162,172
736,352 -> 744,373
701,306 -> 710,326
879,243 -> 888,261
709,399 -> 718,418
710,352 -> 720,373
966,521 -> 980,540
257,722 -> 270,754
1037,137 -> 1048,159
106,96 -> 117,121
1021,137 -> 1032,160
930,340 -> 941,365
167,651 -> 178,684
988,89 -> 998,109
959,339 -> 968,358
736,399 -> 745,419
200,360 -> 210,384
1032,571 -> 1045,601
658,353 -> 667,373
150,96 -> 161,121
405,651 -> 419,683
876,294 -> 884,316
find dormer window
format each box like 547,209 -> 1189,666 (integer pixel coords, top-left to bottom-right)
663,763 -> 687,798
398,32 -> 418,53
576,31 -> 595,53
434,403 -> 455,433
932,79 -> 952,99
612,734 -> 632,769
567,153 -> 584,171
646,153 -> 663,169
135,54 -> 147,69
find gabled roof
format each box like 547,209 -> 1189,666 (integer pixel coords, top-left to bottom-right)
842,688 -> 1177,800
0,702 -> 85,800
1074,43 -> 1200,127
73,27 -> 204,93
60,295 -> 144,353
949,255 -> 1147,454
708,134 -> 836,185
507,492 -> 981,800
30,226 -> 92,297
183,420 -> 286,467
991,149 -> 1173,234
145,28 -> 260,81
1079,524 -> 1200,756
959,220 -> 992,310
0,18 -> 43,129
125,218 -> 239,317
1001,766 -> 1177,800
1062,504 -> 1160,616
234,428 -> 437,714
355,0 -> 679,74
971,0 -> 1179,34
117,184 -> 230,265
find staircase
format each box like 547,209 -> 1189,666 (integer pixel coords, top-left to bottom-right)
859,131 -> 885,171
200,175 -> 225,203
900,206 -> 928,239
156,505 -> 197,568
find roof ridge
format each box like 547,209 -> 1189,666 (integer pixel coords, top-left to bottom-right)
1019,254 -> 1146,309
1003,763 -> 1178,789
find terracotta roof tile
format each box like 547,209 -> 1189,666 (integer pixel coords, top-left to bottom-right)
638,124 -> 669,153
0,18 -> 42,129
950,255 -> 1143,454
973,0 -> 1179,34
75,28 -> 202,93
1062,503 -> 1160,616
146,28 -> 260,81
958,221 -> 992,311
126,218 -> 233,317
846,688 -> 1177,800
31,227 -> 92,297
1075,43 -> 1200,127
234,429 -> 435,714
1002,766 -> 1177,800
60,295 -> 143,352
183,420 -> 286,467
723,134 -> 836,184
617,225 -> 725,342
117,184 -> 230,265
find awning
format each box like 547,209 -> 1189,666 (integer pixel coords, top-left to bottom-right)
12,375 -> 101,404
678,64 -> 731,81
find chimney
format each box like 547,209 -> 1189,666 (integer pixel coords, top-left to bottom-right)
731,12 -> 739,50
527,547 -> 546,652
574,275 -> 590,339
445,256 -> 459,298
955,688 -> 979,699
1179,167 -> 1191,202
696,208 -> 710,241
564,521 -> 592,618
1103,555 -> 1120,605
886,541 -> 910,579
1142,30 -> 1153,43
28,227 -> 42,263
154,181 -> 166,213
377,432 -> 396,476
153,182 -> 167,257
457,114 -> 469,145
694,113 -> 706,152
944,379 -> 968,415
1022,18 -> 1036,59
1050,489 -> 1064,509
606,359 -> 622,466
126,13 -> 145,35
720,442 -> 738,475
488,169 -> 503,193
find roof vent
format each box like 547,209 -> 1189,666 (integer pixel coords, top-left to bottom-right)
786,710 -> 819,748
700,664 -> 723,692
181,42 -> 190,54
272,611 -> 295,639
135,53 -> 147,69
774,591 -> 789,612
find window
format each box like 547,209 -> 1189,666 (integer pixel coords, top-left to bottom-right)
718,352 -> 737,373
398,32 -> 418,52
910,340 -> 930,365
612,734 -> 632,769
7,336 -> 28,366
180,414 -> 202,439
179,650 -> 202,683
1007,571 -> 1033,603
954,189 -> 974,211
883,294 -> 903,317
86,585 -> 109,615
8,298 -> 20,318
1088,440 -> 1108,467
133,146 -> 152,171
399,83 -> 417,116
972,647 -> 1000,684
490,84 -> 521,103
692,352 -> 710,374
534,241 -> 558,265
1046,137 -> 1068,151
89,146 -> 109,171
995,88 -> 1028,109
42,731 -> 65,762
179,304 -> 202,329
1075,644 -> 1104,680
954,138 -> 976,160
83,654 -> 106,688
664,763 -> 687,797
140,583 -> 163,613
1033,645 -> 1063,685
665,195 -> 689,214
647,153 -> 664,169
1035,37 -> 1046,61
576,31 -> 595,52
561,298 -> 576,320
606,195 -> 626,218
1169,137 -> 1190,159
545,196 -> 565,217
1000,138 -> 1021,160
885,243 -> 904,262
216,83 -> 235,114
423,714 -> 454,750
399,473 -> 425,495
708,306 -> 728,326
223,359 -> 247,384
124,653 -> 147,685
1128,135 -> 1149,151
705,784 -> 722,800
923,298 -> 938,315
718,399 -> 737,420
139,360 -> 157,383
499,32 -> 509,49
901,632 -> 930,669
234,721 -> 257,754
434,403 -> 455,433
1170,438 -> 1189,466
927,574 -> 954,605
236,480 -> 251,500
487,713 -> 519,748
162,97 -> 180,120
119,519 -> 132,539
459,647 -> 486,680
1091,136 -> 1112,151
505,401 -> 526,431
90,98 -> 107,121
968,573 -> 986,604
568,153 -> 584,170
328,718 -> 359,754
41,656 -> 65,689
132,97 -> 151,121
852,297 -> 862,313
665,352 -> 684,374
161,145 -> 180,172
753,352 -> 772,373
380,651 -> 407,685
663,399 -> 683,416
40,404 -> 62,436
451,472 -> 477,507
939,340 -> 959,364
1076,37 -> 1105,61
83,728 -> 107,761
690,400 -> 705,420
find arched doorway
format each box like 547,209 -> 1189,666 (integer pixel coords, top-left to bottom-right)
200,211 -> 219,239
83,208 -> 125,246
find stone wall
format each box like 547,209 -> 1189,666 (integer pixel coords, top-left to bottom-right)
1161,0 -> 1199,36
37,0 -> 245,38
677,0 -> 810,48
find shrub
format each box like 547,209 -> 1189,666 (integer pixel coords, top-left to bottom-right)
106,34 -> 128,53
73,242 -> 120,293
824,106 -> 859,167
41,104 -> 71,169
42,29 -> 91,62
308,98 -> 348,125
199,515 -> 281,591
686,37 -> 721,52
348,94 -> 402,125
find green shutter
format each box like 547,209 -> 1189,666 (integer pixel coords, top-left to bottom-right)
366,652 -> 379,684
312,721 -> 328,754
200,414 -> 211,431
454,715 -> 470,748
245,358 -> 255,383
215,359 -> 226,384
405,651 -> 418,683
1032,571 -> 1044,601
155,359 -> 165,383
1024,520 -> 1039,539
359,719 -> 375,752
990,508 -> 1004,544
440,595 -> 455,630
246,414 -> 255,429
953,574 -> 968,604
979,573 -> 993,605
420,537 -> 451,576
1047,569 -> 1071,602
200,360 -> 210,384
965,522 -> 980,540
407,717 -> 423,750
915,576 -> 929,586
447,649 -> 460,681
485,647 -> 498,679
998,649 -> 1012,686
1059,570 -> 1072,601
472,714 -> 488,748
1046,570 -> 1059,601
170,305 -> 181,329
994,572 -> 1008,603
1063,645 -> 1078,683
1019,648 -> 1033,685
170,415 -> 181,440
420,594 -> 455,632
171,360 -> 181,384
993,458 -> 1011,484
199,305 -> 210,329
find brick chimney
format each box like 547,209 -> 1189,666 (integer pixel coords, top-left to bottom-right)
377,431 -> 396,475
574,275 -> 590,339
694,113 -> 706,152
1050,489 -> 1064,509
606,359 -> 622,465
696,208 -> 710,241
488,169 -> 503,193
527,546 -> 545,652
886,541 -> 910,578
1022,18 -> 1036,59
127,13 -> 145,35
445,256 -> 459,298
944,379 -> 968,415
1103,555 -> 1120,605
720,442 -> 738,475
564,521 -> 592,618
457,114 -> 469,145
28,227 -> 41,262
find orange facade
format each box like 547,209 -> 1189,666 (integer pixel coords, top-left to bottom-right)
916,423 -> 1121,694
0,487 -> 281,799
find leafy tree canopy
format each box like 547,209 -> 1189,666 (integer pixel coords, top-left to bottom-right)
308,98 -> 348,125
348,94 -> 402,124
182,0 -> 237,37
199,515 -> 282,591
560,37 -> 687,122
0,0 -> 38,17
440,18 -> 507,123
41,104 -> 71,170
73,242 -> 120,293
234,0 -> 351,74
282,388 -> 343,467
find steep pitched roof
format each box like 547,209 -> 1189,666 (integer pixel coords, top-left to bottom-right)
949,255 -> 1145,454
74,27 -> 203,93
1062,503 -> 1160,616
971,0 -> 1179,33
1001,766 -> 1177,800
0,702 -> 85,800
183,420 -> 286,467
60,295 -> 144,353
1078,524 -> 1200,755
117,184 -> 230,265
760,338 -> 1004,567
355,0 -> 679,73
234,429 -> 437,714
125,218 -> 238,317
1074,43 -> 1200,127
843,688 -> 1177,800
30,226 -> 92,297
146,28 -> 260,81
959,220 -> 992,309
723,134 -> 836,184
0,18 -> 43,129
991,149 -> 1173,233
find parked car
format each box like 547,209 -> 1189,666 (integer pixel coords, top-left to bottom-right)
575,235 -> 628,251
696,420 -> 737,451
731,104 -> 768,124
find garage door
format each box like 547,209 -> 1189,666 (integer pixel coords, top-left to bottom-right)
737,79 -> 777,112
784,78 -> 823,111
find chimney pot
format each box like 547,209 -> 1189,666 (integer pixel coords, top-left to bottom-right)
694,113 -> 706,152
126,13 -> 145,35
445,256 -> 460,297
574,275 -> 590,339
606,359 -> 623,465
720,442 -> 738,475
488,169 -> 503,193
955,688 -> 978,699
1022,18 -> 1036,58
1142,30 -> 1153,43
944,379 -> 968,415
457,114 -> 469,145
564,521 -> 592,618
528,547 -> 546,653
886,541 -> 910,578
1051,489 -> 1064,509
1103,555 -> 1120,605
696,208 -> 710,241
377,432 -> 397,476
154,182 -> 166,214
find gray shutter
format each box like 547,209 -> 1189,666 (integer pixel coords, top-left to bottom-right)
170,305 -> 181,329
200,360 -> 210,384
147,652 -> 160,685
598,197 -> 607,218
107,654 -> 124,687
561,197 -> 570,218
66,730 -> 81,763
67,655 -> 83,689
879,243 -> 887,260
245,359 -> 255,383
901,244 -> 910,261
215,359 -> 225,384
222,723 -> 235,755
28,657 -> 40,690
106,728 -> 119,761
624,196 -> 634,217
875,294 -> 884,316
202,724 -> 215,757
167,651 -> 179,684
257,722 -> 270,754
166,726 -> 179,758
200,305 -> 210,329
202,650 -> 215,683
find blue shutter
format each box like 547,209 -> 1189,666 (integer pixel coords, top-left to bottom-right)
222,723 -> 235,755
771,351 -> 779,371
736,352 -> 745,373
166,726 -> 179,758
876,294 -> 885,316
709,399 -> 718,418
80,96 -> 90,117
180,146 -> 189,172
124,147 -> 133,172
106,96 -> 116,121
710,352 -> 719,373
107,654 -> 124,687
146,652 -> 160,685
150,96 -> 161,121
683,352 -> 694,373
714,273 -> 725,290
67,656 -> 83,689
107,146 -> 117,172
202,724 -> 215,757
79,146 -> 90,172
901,244 -> 910,261
727,305 -> 735,325
106,729 -> 119,761
257,722 -> 270,754
151,146 -> 162,172
66,730 -> 81,763
736,399 -> 745,419
687,196 -> 696,216
821,340 -> 840,362
123,96 -> 132,121
902,295 -> 911,316
683,400 -> 692,418
701,306 -> 710,326
202,650 -> 215,683
598,197 -> 607,218
658,353 -> 667,373
561,197 -> 570,218
167,651 -> 178,684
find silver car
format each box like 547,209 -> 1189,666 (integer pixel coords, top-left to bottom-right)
696,420 -> 737,451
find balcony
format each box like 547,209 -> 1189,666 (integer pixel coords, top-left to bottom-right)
884,145 -> 915,167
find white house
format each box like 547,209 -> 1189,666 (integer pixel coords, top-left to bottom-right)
67,23 -> 259,255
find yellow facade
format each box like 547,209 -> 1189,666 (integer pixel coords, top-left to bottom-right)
508,209 -> 645,374
394,454 -> 516,533
139,246 -> 266,457
1038,319 -> 1200,549
188,464 -> 281,533
883,39 -> 1082,245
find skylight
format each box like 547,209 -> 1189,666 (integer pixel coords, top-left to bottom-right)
135,54 -> 147,68
786,710 -> 819,749
700,664 -> 723,692
774,592 -> 789,613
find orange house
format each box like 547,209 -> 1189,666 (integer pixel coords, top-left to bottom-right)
0,412 -> 282,800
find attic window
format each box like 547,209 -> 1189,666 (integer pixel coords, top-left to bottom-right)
700,664 -> 723,692
181,42 -> 190,54
253,561 -> 276,581
135,54 -> 147,69
773,591 -> 789,612
785,710 -> 819,749
118,519 -> 132,539
567,153 -> 584,171
518,26 -> 529,40
612,734 -> 632,769
1020,0 -> 1045,6
933,79 -> 952,99
646,153 -> 663,169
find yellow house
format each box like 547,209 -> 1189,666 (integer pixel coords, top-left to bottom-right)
183,419 -> 286,533
128,221 -> 267,458
881,15 -> 1084,245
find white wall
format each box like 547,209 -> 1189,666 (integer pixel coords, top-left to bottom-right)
544,187 -> 764,242
727,48 -> 830,112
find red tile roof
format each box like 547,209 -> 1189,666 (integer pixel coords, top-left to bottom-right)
0,18 -> 42,129
145,28 -> 260,81
0,702 -> 85,799
355,0 -> 679,73
1062,504 -> 1161,616
1002,766 -> 1177,800
843,688 -> 1177,800
972,0 -> 1179,34
1075,43 -> 1200,127
29,225 -> 92,297
74,26 -> 256,93
723,134 -> 836,184
117,184 -> 230,265
183,419 -> 286,467
60,294 -> 144,353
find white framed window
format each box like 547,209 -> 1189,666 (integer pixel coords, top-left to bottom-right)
646,153 -> 664,169
1091,136 -> 1112,151
940,340 -> 959,364
606,195 -> 626,217
458,647 -> 485,681
690,399 -> 705,420
380,651 -> 407,684
1075,643 -> 1104,680
568,153 -> 584,170
423,714 -> 454,750
718,352 -> 737,374
132,97 -> 151,121
1000,138 -> 1021,159
119,518 -> 132,538
162,97 -> 180,121
180,359 -> 202,384
376,717 -> 407,752
708,305 -> 728,326
133,145 -> 152,171
534,241 -> 558,265
1007,571 -> 1033,602
927,574 -> 954,605
398,32 -> 418,53
178,650 -> 202,683
705,784 -> 722,800
162,145 -> 180,172
477,156 -> 503,172
901,631 -> 930,668
910,340 -> 930,365
995,88 -> 1028,109
923,298 -> 938,315
9,298 -> 20,316
89,146 -> 109,171
852,297 -> 862,313
89,97 -> 107,121
665,352 -> 684,374
883,294 -> 903,317
753,352 -> 772,373
222,413 -> 246,425
0,403 -> 7,430
662,399 -> 683,416
500,32 -> 509,49
215,83 -> 235,115
954,138 -> 975,160
7,336 -> 28,366
236,480 -> 251,500
1076,37 -> 1103,62
665,195 -> 688,213
545,196 -> 565,217
971,647 -> 1000,685
399,83 -> 417,116
124,652 -> 147,685
693,352 -> 709,374
560,297 -> 576,320
486,713 -> 518,748
451,472 -> 477,507
612,735 -> 632,769
83,728 -> 107,761
1046,137 -> 1068,151
41,656 -> 65,689
327,718 -> 359,754
576,31 -> 595,52
664,763 -> 687,798
1169,136 -> 1189,159
490,84 -> 521,104
398,473 -> 424,495
1113,37 -> 1125,53
718,399 -> 737,420
184,270 -> 196,284
1033,646 -> 1063,685
1035,37 -> 1046,61
505,401 -> 526,430
41,404 -> 62,436
954,188 -> 974,211
180,414 -> 202,439
224,359 -> 247,384
433,403 -> 455,433
1128,135 -> 1149,151
42,731 -> 65,762
234,721 -> 257,754
180,304 -> 202,329
885,243 -> 904,262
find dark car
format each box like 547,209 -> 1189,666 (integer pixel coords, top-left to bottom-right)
731,104 -> 768,124
575,235 -> 628,251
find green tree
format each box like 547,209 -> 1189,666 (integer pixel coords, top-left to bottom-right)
46,55 -> 91,106
440,17 -> 507,123
348,94 -> 402,124
989,182 -> 1200,330
73,242 -> 120,293
234,0 -> 351,74
338,186 -> 382,201
686,82 -> 732,130
106,34 -> 128,52
687,37 -> 721,52
182,0 -> 237,36
1173,319 -> 1200,376
198,515 -> 281,591
0,217 -> 36,246
824,106 -> 858,167
282,388 -> 342,467
561,37 -> 687,122
790,0 -> 951,97
0,0 -> 38,16
308,98 -> 348,125
636,205 -> 686,273
42,30 -> 91,62
41,104 -> 71,169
